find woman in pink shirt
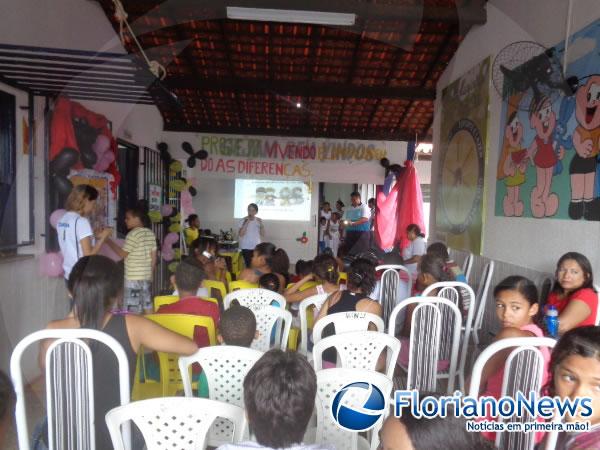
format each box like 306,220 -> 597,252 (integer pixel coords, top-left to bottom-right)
546,252 -> 598,334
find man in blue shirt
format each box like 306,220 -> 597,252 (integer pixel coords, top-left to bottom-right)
342,191 -> 371,256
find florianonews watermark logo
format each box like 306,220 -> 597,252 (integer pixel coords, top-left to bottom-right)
331,382 -> 386,431
330,386 -> 594,433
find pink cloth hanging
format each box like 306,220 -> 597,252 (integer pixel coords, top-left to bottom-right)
375,160 -> 425,252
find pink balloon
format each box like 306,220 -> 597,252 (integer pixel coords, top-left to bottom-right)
39,252 -> 64,278
185,207 -> 196,216
161,249 -> 174,261
94,150 -> 115,172
92,134 -> 111,156
181,191 -> 193,213
99,238 -> 125,262
49,209 -> 66,229
164,232 -> 179,245
161,204 -> 173,217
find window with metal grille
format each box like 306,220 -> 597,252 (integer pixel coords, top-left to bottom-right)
0,90 -> 17,253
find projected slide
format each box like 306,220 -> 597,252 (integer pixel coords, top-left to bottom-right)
234,179 -> 311,221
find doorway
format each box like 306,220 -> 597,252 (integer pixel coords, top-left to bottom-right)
116,140 -> 139,237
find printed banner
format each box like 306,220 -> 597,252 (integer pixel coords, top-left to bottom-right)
435,57 -> 490,254
69,169 -> 116,231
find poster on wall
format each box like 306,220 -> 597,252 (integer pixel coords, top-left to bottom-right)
69,169 -> 115,231
494,19 -> 600,222
435,57 -> 490,254
148,184 -> 162,212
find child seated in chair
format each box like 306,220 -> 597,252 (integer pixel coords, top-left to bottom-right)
258,273 -> 281,293
158,257 -> 220,339
217,349 -> 332,450
219,305 -> 258,347
426,242 -> 466,283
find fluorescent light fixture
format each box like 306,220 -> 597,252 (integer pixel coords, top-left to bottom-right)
226,7 -> 356,26
296,102 -> 302,108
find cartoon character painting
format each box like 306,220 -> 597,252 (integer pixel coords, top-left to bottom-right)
500,111 -> 528,216
570,75 -> 600,220
527,96 -> 565,217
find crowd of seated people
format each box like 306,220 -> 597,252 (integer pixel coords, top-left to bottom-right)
8,200 -> 600,450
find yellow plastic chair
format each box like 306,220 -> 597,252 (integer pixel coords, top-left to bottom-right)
225,271 -> 233,285
203,280 -> 227,301
286,281 -> 320,292
338,272 -> 348,284
153,295 -> 178,312
133,314 -> 217,399
229,280 -> 258,292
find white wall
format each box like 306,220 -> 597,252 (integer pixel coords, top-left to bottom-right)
0,0 -> 165,376
431,0 -> 600,275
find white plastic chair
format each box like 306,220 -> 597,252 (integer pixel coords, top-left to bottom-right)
313,330 -> 401,378
252,305 -> 293,351
105,397 -> 246,450
462,252 -> 474,284
469,337 -> 556,450
224,287 -> 287,310
375,266 -> 412,332
10,329 -> 131,450
178,346 -> 263,447
313,368 -> 393,450
422,281 -> 476,391
312,311 -> 385,347
388,297 -> 462,394
298,293 -> 330,355
473,260 -> 495,345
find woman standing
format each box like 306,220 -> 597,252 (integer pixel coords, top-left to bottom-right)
57,184 -> 112,283
238,203 -> 265,268
402,224 -> 427,276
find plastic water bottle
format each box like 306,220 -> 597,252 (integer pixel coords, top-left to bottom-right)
545,305 -> 559,338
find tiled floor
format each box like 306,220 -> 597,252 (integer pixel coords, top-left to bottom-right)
5,376 -> 46,450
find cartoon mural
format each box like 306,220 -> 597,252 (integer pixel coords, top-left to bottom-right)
495,19 -> 600,221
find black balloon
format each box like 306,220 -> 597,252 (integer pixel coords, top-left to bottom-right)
189,186 -> 197,196
159,147 -> 172,165
157,142 -> 169,152
50,148 -> 79,174
187,156 -> 196,168
80,149 -> 97,169
53,175 -> 73,196
196,149 -> 208,160
181,141 -> 194,155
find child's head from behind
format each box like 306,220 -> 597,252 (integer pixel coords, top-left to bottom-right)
69,255 -> 122,329
426,242 -> 450,262
259,273 -> 280,292
554,252 -> 594,295
174,257 -> 206,295
549,326 -> 600,424
295,259 -> 313,277
493,276 -> 540,330
313,254 -> 338,284
380,394 -> 496,450
0,370 -> 14,445
243,350 -> 316,448
219,305 -> 257,347
65,184 -> 99,216
125,206 -> 149,230
417,255 -> 450,291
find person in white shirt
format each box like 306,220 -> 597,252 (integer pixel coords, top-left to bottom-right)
56,184 -> 112,283
320,201 -> 332,221
216,349 -> 333,450
238,203 -> 265,268
402,223 -> 427,275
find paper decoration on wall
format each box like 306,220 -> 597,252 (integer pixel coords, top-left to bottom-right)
494,18 -> 600,222
296,232 -> 309,244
